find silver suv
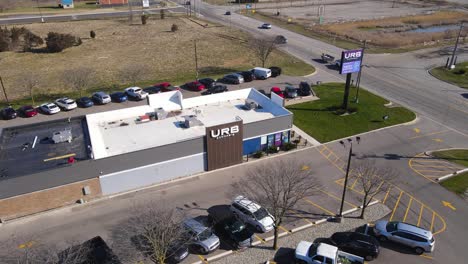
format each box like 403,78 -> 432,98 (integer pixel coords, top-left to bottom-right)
184,218 -> 220,254
374,220 -> 435,254
230,196 -> 274,233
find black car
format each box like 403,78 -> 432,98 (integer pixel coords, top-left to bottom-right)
202,85 -> 228,95
274,35 -> 288,44
238,71 -> 255,82
329,232 -> 380,261
110,92 -> 128,103
164,242 -> 189,264
1,107 -> 17,120
143,86 -> 162,94
269,66 -> 282,77
198,78 -> 216,89
76,97 -> 94,108
298,81 -> 314,96
213,217 -> 253,249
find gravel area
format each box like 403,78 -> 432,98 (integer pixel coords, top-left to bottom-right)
212,203 -> 391,264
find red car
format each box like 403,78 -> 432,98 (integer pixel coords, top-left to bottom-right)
185,81 -> 206,91
270,87 -> 284,98
154,82 -> 179,92
19,105 -> 38,117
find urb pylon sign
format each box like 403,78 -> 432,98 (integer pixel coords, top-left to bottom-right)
339,49 -> 363,75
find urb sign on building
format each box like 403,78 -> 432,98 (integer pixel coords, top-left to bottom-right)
206,120 -> 243,171
339,49 -> 363,75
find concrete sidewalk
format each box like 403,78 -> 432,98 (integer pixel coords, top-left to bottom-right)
292,125 -> 321,147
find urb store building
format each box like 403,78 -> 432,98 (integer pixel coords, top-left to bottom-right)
0,88 -> 292,220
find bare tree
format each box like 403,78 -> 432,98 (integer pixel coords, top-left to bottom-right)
231,160 -> 320,250
249,36 -> 277,68
351,160 -> 394,219
109,204 -> 189,264
17,73 -> 41,105
119,64 -> 148,86
62,67 -> 95,97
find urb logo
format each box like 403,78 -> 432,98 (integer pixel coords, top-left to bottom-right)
344,51 -> 362,60
210,125 -> 240,139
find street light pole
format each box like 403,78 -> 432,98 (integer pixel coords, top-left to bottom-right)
0,76 -> 10,105
36,0 -> 44,23
338,142 -> 352,218
448,22 -> 464,69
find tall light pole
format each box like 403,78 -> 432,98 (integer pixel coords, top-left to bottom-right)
337,136 -> 361,222
0,76 -> 10,105
36,0 -> 44,23
194,39 -> 199,80
447,22 -> 464,69
354,40 -> 368,103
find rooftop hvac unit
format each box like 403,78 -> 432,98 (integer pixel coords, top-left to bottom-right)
244,99 -> 259,110
52,129 -> 72,144
184,115 -> 203,128
154,108 -> 167,120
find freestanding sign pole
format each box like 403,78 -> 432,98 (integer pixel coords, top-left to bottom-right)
342,73 -> 352,111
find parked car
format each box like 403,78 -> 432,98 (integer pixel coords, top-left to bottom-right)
270,87 -> 284,98
274,35 -> 287,44
185,81 -> 206,91
1,106 -> 17,120
143,85 -> 162,94
40,103 -> 60,115
202,85 -> 228,95
373,221 -> 435,254
251,67 -> 272,80
198,78 -> 216,89
184,218 -> 220,254
164,241 -> 189,264
298,81 -> 313,96
55,97 -> 77,111
225,11 -> 231,15
92,92 -> 111,105
238,71 -> 256,82
153,82 -> 179,92
219,73 -> 244,84
269,66 -> 282,77
328,232 -> 380,261
284,84 -> 298,98
125,86 -> 148,100
19,105 -> 38,117
230,195 -> 275,233
295,242 -> 364,264
76,97 -> 94,108
110,92 -> 128,103
212,216 -> 254,249
334,60 -> 341,68
260,23 -> 272,29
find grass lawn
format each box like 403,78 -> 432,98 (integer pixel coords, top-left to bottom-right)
430,62 -> 468,88
287,83 -> 416,142
0,16 -> 313,108
440,172 -> 468,196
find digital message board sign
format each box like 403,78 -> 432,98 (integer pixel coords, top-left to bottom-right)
339,49 -> 363,75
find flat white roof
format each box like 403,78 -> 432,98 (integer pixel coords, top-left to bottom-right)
86,88 -> 290,159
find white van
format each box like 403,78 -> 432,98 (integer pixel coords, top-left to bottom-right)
251,67 -> 272,80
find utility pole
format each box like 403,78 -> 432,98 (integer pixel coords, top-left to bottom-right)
448,22 -> 464,69
0,76 -> 9,105
194,40 -> 199,80
36,0 -> 44,23
354,40 -> 367,103
128,0 -> 133,24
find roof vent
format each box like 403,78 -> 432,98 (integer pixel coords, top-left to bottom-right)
244,99 -> 259,110
154,107 -> 167,120
184,115 -> 203,128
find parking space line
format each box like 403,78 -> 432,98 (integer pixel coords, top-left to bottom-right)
420,254 -> 434,259
291,211 -> 314,225
409,130 -> 449,139
254,234 -> 265,242
430,211 -> 436,232
389,191 -> 403,221
382,187 -> 392,204
417,205 -> 424,226
319,189 -> 358,208
403,198 -> 413,222
197,255 -> 208,263
350,178 -> 358,189
278,225 -> 290,233
303,198 -> 335,216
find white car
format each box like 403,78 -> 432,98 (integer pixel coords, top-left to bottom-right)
230,195 -> 275,233
40,103 -> 61,115
55,97 -> 77,110
260,23 -> 272,29
125,87 -> 148,100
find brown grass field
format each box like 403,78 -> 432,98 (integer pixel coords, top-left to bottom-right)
0,16 -> 314,102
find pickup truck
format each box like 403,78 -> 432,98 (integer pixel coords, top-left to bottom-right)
321,53 -> 335,63
295,241 -> 364,264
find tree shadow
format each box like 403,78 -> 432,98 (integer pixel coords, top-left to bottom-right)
461,93 -> 468,99
273,247 -> 295,264
199,66 -> 240,76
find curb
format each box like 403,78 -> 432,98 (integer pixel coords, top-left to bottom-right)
302,70 -> 318,78
437,168 -> 468,182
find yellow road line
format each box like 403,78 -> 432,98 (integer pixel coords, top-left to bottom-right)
430,211 -> 436,232
382,187 -> 392,204
413,169 -> 451,173
320,189 -> 358,208
291,212 -> 314,224
278,225 -> 290,233
304,198 -> 335,216
197,255 -> 207,263
374,181 -> 384,194
350,178 -> 359,189
420,254 -> 434,259
409,130 -> 449,139
403,198 -> 413,222
408,155 -> 437,183
409,164 -> 461,169
254,234 -> 265,242
325,152 -> 332,158
417,205 -> 424,227
390,191 -> 403,221
412,159 -> 458,165
433,211 -> 447,235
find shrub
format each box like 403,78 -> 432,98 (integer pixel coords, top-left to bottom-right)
252,150 -> 264,159
171,24 -> 178,32
141,14 -> 148,25
455,69 -> 466,75
281,142 -> 297,151
160,9 -> 165,20
45,32 -> 81,53
90,30 -> 96,39
267,145 -> 279,154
